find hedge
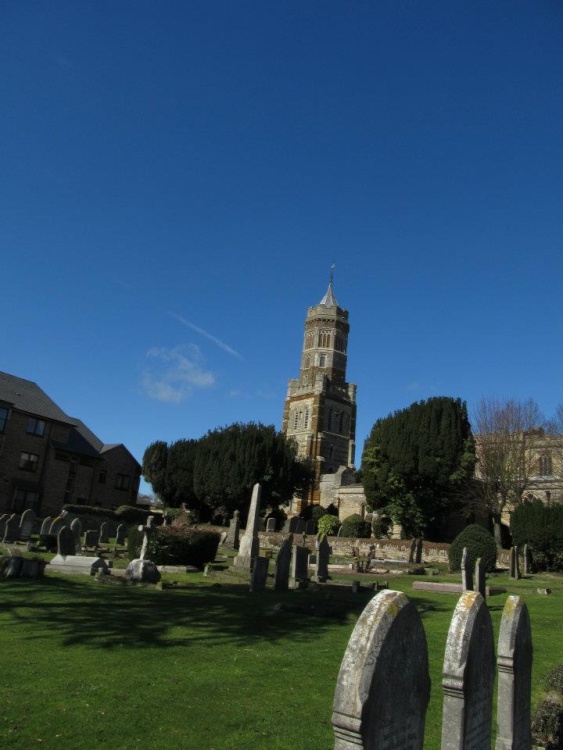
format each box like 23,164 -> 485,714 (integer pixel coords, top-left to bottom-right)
128,525 -> 220,568
511,501 -> 563,572
340,513 -> 371,539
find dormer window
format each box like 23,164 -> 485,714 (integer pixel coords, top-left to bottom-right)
27,418 -> 46,436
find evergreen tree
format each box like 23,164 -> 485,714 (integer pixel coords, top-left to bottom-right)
361,397 -> 475,539
141,441 -> 169,502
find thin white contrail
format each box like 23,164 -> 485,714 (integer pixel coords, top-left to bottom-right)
169,312 -> 244,361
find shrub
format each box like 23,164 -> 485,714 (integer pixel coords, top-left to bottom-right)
63,504 -> 119,520
449,523 -> 497,573
116,505 -> 160,525
317,514 -> 341,536
128,525 -> 220,568
340,513 -> 371,539
532,664 -> 563,750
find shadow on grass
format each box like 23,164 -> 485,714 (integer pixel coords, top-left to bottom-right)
0,574 -> 384,651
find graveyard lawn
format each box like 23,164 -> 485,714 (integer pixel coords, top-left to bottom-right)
0,570 -> 561,750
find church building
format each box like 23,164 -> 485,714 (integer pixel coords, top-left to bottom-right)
282,276 -> 362,512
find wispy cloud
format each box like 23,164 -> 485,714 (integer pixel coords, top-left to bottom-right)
169,312 -> 243,361
142,344 -> 215,403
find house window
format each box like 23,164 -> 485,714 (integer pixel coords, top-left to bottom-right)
539,454 -> 553,476
99,469 -> 107,484
12,488 -> 38,513
116,473 -> 130,491
0,406 -> 8,433
19,452 -> 39,472
27,417 -> 46,436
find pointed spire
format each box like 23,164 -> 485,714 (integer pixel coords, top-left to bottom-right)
319,263 -> 338,306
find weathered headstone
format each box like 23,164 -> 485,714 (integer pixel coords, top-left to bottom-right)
84,529 -> 98,548
332,589 -> 430,749
232,484 -> 261,571
0,514 -> 9,539
98,522 -> 109,545
266,517 -> 277,532
295,519 -> 306,535
408,538 -> 417,563
5,556 -> 24,578
115,523 -> 126,546
288,517 -> 299,533
509,546 -> 521,580
441,591 -> 495,750
314,534 -> 330,582
40,516 -> 52,536
19,509 -> 36,541
495,596 -> 533,750
125,515 -> 161,583
226,510 -> 240,548
474,557 -> 486,598
305,519 -> 316,536
522,544 -> 532,575
58,525 -> 76,556
415,537 -> 423,565
70,518 -> 82,548
250,556 -> 269,592
290,544 -> 309,588
274,534 -> 293,592
461,547 -> 473,591
3,514 -> 19,543
282,518 -> 291,533
49,515 -> 67,536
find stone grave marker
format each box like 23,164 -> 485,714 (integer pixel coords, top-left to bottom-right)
305,519 -> 316,535
58,526 -> 76,556
332,589 -> 430,750
250,556 -> 269,592
288,517 -> 299,533
0,513 -> 9,539
522,544 -> 532,575
474,557 -> 486,598
314,534 -> 330,582
70,518 -> 82,548
40,516 -> 52,536
49,515 -> 67,536
19,509 -> 36,541
295,518 -> 306,534
274,534 -> 293,592
408,538 -> 417,563
115,524 -> 126,546
84,529 -> 98,548
415,537 -> 423,564
98,522 -> 109,545
232,484 -> 261,571
3,514 -> 19,543
290,544 -> 309,588
125,515 -> 161,583
509,546 -> 521,580
441,591 -> 495,750
461,547 -> 473,591
266,517 -> 277,532
226,510 -> 240,548
495,596 -> 533,750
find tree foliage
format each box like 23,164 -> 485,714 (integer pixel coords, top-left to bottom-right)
361,397 -> 475,539
142,423 -> 313,522
511,500 -> 563,572
449,523 -> 497,573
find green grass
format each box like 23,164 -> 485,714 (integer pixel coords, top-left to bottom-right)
0,566 -> 561,749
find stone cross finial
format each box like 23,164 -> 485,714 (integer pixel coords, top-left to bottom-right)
139,515 -> 155,561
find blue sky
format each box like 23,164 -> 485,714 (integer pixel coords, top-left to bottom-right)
2,1 -> 562,495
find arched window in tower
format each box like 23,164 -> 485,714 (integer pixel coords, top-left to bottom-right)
304,355 -> 310,368
293,410 -> 299,430
318,329 -> 331,348
335,333 -> 345,352
305,331 -> 314,350
319,354 -> 326,367
304,408 -> 309,429
539,453 -> 553,476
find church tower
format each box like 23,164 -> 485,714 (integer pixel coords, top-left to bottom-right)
282,275 -> 357,505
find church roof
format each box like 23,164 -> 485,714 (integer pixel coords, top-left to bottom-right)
319,280 -> 338,307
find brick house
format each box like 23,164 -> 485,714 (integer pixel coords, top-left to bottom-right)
0,371 -> 141,517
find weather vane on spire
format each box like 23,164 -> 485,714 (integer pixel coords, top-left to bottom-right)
330,263 -> 336,285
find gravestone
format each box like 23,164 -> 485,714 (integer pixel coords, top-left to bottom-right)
266,517 -> 277,532
332,589 -> 430,749
70,518 -> 82,548
496,596 -> 533,750
0,514 -> 9,539
3,514 -> 19,543
58,526 -> 76,556
49,515 -> 67,536
441,591 -> 495,750
522,544 -> 532,575
274,534 -> 293,592
232,484 -> 262,571
474,557 -> 486,598
509,546 -> 521,580
314,534 -> 330,582
295,519 -> 306,534
408,538 -> 417,563
281,518 -> 291,533
290,545 -> 309,588
125,515 -> 161,583
226,510 -> 240,548
461,547 -> 473,591
414,537 -> 423,565
98,522 -> 109,545
288,517 -> 299,533
250,556 -> 269,592
40,516 -> 52,536
115,524 -> 126,545
5,556 -> 24,578
305,520 -> 316,536
19,509 -> 36,541
84,529 -> 98,547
